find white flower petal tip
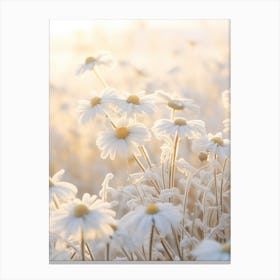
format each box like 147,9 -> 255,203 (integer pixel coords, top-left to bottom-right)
49,170 -> 77,204
192,239 -> 230,261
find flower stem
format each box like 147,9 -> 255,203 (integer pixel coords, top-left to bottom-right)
105,113 -> 116,128
171,132 -> 179,189
133,154 -> 145,172
170,108 -> 175,120
213,154 -> 219,225
93,67 -> 108,88
154,226 -> 174,260
220,157 -> 228,214
160,239 -> 173,260
81,230 -> 85,261
142,244 -> 147,260
181,174 -> 192,239
139,145 -> 152,168
168,153 -> 172,189
139,146 -> 161,190
161,158 -> 166,189
133,154 -> 160,193
106,242 -> 110,261
52,193 -> 60,209
171,225 -> 182,260
121,246 -> 131,260
70,251 -> 76,260
149,222 -> 155,261
191,205 -> 197,236
86,242 -> 95,261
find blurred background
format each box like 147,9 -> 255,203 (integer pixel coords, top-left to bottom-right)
50,20 -> 230,196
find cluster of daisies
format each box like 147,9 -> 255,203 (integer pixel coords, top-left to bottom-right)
50,52 -> 231,262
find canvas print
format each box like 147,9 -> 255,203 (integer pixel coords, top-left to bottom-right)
49,20 -> 230,262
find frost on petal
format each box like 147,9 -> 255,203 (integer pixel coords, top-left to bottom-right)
52,169 -> 65,182
99,173 -> 114,201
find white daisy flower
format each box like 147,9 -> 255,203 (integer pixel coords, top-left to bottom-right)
77,87 -> 117,124
96,119 -> 151,160
119,202 -> 181,239
207,132 -> 230,159
76,51 -> 115,75
155,90 -> 200,113
51,193 -> 116,241
116,91 -> 156,116
194,132 -> 230,159
153,118 -> 205,139
192,239 -> 230,261
205,132 -> 230,159
49,169 -> 77,204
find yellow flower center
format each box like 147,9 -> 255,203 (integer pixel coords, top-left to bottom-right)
174,118 -> 187,126
85,56 -> 96,64
115,126 -> 129,139
90,97 -> 101,107
74,204 -> 89,217
126,95 -> 140,105
221,243 -> 230,253
110,224 -> 118,232
211,136 -> 224,146
146,203 -> 159,214
49,178 -> 54,188
198,151 -> 208,162
168,100 -> 184,110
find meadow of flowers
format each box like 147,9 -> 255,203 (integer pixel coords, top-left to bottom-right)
49,20 -> 230,262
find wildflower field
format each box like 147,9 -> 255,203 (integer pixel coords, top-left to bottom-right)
49,20 -> 230,262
